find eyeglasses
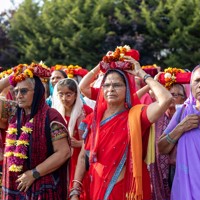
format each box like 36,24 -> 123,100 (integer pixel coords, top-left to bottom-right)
102,83 -> 125,90
171,93 -> 185,98
58,92 -> 76,99
13,88 -> 33,96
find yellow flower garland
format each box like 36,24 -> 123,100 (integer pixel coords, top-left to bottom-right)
164,67 -> 185,89
4,118 -> 34,172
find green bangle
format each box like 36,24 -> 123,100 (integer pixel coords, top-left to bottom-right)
166,134 -> 177,144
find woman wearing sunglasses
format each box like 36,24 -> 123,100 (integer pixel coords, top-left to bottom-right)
0,63 -> 71,200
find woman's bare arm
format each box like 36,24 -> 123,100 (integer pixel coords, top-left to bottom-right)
136,85 -> 150,99
124,56 -> 172,123
0,76 -> 11,94
70,144 -> 87,200
79,64 -> 100,98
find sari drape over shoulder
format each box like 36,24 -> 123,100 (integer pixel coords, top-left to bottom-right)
164,66 -> 200,200
82,69 -> 152,200
83,106 -> 151,200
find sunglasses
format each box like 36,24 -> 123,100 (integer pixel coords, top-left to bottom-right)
13,88 -> 33,96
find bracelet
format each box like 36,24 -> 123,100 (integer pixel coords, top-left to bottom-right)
143,74 -> 152,83
69,188 -> 81,198
166,134 -> 177,144
72,179 -> 83,187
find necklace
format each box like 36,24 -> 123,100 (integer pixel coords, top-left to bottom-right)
4,118 -> 34,172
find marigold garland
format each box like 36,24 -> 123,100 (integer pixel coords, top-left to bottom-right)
4,118 -> 34,172
102,45 -> 131,63
50,64 -> 68,72
0,69 -> 13,79
64,65 -> 82,78
8,61 -> 50,86
142,64 -> 158,69
163,67 -> 185,89
51,64 -> 84,78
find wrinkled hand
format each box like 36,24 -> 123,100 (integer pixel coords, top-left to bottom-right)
16,170 -> 35,192
70,137 -> 83,148
123,56 -> 141,76
179,114 -> 200,133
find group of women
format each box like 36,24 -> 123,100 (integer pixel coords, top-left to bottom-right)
0,47 -> 199,200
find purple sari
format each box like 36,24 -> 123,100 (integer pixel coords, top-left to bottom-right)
164,66 -> 200,199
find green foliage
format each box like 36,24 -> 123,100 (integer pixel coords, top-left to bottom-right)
141,0 -> 200,69
0,0 -> 200,71
0,10 -> 18,69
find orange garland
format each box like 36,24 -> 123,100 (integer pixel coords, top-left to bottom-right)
9,62 -> 50,86
102,45 -> 131,63
51,64 -> 84,78
163,67 -> 185,89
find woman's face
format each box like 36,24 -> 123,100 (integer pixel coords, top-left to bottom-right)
14,79 -> 35,114
57,86 -> 77,109
169,85 -> 186,108
103,72 -> 126,105
50,71 -> 66,87
191,68 -> 200,101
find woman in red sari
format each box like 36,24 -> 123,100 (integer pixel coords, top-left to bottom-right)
52,78 -> 92,199
70,53 -> 172,199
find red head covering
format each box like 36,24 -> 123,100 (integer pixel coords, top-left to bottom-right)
90,69 -> 140,163
142,65 -> 158,77
158,67 -> 191,89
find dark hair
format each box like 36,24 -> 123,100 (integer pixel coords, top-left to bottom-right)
57,78 -> 77,93
53,70 -> 68,78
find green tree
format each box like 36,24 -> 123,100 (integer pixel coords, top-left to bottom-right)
141,0 -> 200,70
8,0 -> 107,68
4,0 -> 200,70
8,0 -> 145,68
8,0 -> 43,66
0,10 -> 18,69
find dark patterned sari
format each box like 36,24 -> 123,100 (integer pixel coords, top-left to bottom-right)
149,113 -> 171,200
1,77 -> 70,200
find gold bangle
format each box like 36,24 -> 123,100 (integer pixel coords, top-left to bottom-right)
72,179 -> 83,187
